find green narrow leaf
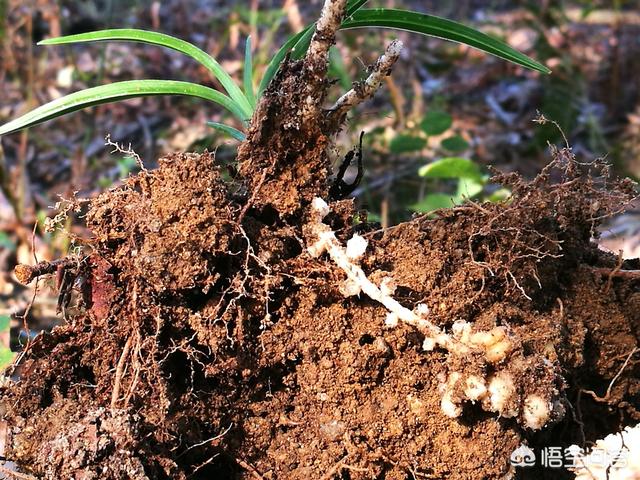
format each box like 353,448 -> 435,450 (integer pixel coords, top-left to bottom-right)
244,36 -> 256,109
420,110 -> 453,136
0,80 -> 246,136
258,0 -> 370,95
39,29 -> 254,118
329,46 -> 351,90
341,9 -> 550,74
207,121 -> 246,141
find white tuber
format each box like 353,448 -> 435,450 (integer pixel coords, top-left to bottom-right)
464,375 -> 488,401
307,197 -> 510,361
522,395 -> 551,430
487,372 -> 518,418
385,312 -> 399,328
440,372 -> 463,418
346,234 -> 368,260
379,277 -> 397,297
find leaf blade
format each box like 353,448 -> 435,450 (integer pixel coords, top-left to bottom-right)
341,9 -> 550,74
244,36 -> 257,109
418,157 -> 483,182
207,121 -> 247,141
39,29 -> 254,117
0,80 -> 246,136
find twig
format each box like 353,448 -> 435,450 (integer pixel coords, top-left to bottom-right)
0,464 -> 37,480
582,347 -> 638,402
111,335 -> 133,410
235,457 -> 264,480
604,250 -> 624,294
302,0 -> 347,121
14,257 -> 76,285
320,455 -> 348,480
327,40 -> 403,128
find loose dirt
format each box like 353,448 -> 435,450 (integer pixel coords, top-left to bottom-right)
1,50 -> 639,479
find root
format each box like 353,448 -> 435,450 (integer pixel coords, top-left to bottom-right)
307,197 -> 511,362
14,257 -> 77,285
581,347 -> 638,403
306,197 -> 562,429
110,335 -> 133,411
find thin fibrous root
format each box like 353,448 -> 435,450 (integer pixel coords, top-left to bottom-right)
327,40 -> 404,128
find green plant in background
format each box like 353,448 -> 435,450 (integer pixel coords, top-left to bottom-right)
0,1 -> 549,139
411,157 -> 510,213
385,106 -> 509,214
386,107 -> 489,214
0,315 -> 14,370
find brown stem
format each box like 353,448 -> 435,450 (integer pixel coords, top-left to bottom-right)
302,0 -> 347,122
305,0 -> 346,71
326,40 -> 403,131
14,257 -> 76,285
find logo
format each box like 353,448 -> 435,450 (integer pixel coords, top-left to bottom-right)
510,445 -> 536,467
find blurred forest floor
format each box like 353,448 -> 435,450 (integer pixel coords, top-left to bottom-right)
1,0 -> 640,355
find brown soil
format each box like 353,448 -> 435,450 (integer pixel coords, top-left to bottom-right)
1,53 -> 639,479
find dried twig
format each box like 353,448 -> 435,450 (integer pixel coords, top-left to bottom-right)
0,464 -> 37,480
111,335 -> 133,410
604,250 -> 624,294
14,257 -> 76,285
235,457 -> 264,480
582,347 -> 638,403
302,0 -> 347,121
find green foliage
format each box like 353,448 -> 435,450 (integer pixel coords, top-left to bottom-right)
0,315 -> 14,371
441,134 -> 470,153
341,9 -> 550,74
207,122 -> 247,141
0,80 -> 248,136
0,1 -> 549,139
390,135 -> 426,154
420,110 -> 453,136
412,157 -> 491,214
39,29 -> 253,117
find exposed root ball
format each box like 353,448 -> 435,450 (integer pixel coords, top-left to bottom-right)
1,149 -> 638,480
